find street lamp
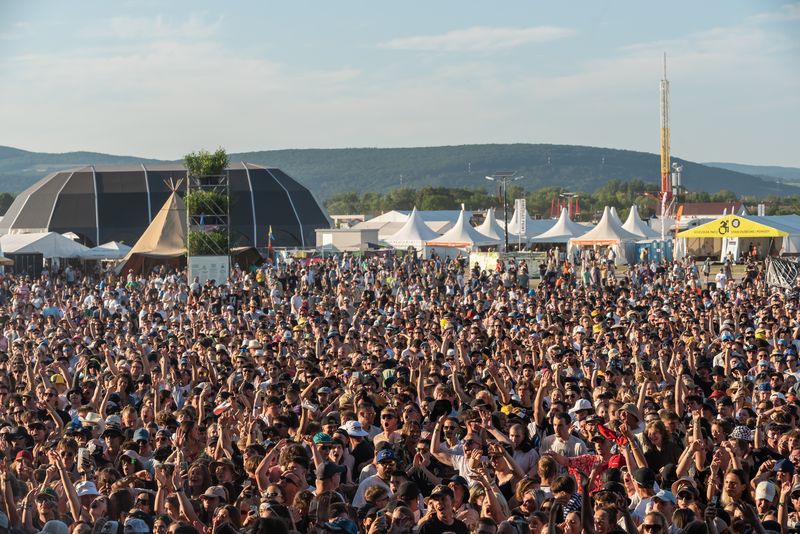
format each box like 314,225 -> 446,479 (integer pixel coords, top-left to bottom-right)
485,171 -> 524,251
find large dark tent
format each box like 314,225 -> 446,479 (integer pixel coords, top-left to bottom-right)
0,163 -> 328,248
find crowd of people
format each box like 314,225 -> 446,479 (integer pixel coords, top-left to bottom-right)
0,250 -> 792,534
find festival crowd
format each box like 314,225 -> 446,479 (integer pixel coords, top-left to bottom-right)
0,252 -> 791,534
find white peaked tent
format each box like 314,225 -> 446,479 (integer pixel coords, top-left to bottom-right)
0,232 -> 90,258
609,206 -> 623,227
622,205 -> 660,239
384,207 -> 440,251
570,207 -> 640,263
530,208 -> 588,243
475,208 -> 505,242
82,241 -> 133,260
508,205 -> 534,237
427,209 -> 497,248
507,205 -> 554,240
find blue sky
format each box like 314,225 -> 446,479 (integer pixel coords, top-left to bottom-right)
0,1 -> 798,166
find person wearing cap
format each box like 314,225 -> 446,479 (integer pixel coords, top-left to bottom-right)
28,487 -> 61,531
649,490 -> 676,530
315,461 -> 346,498
755,480 -> 777,517
352,448 -> 396,509
671,477 -> 701,516
418,484 -> 469,534
630,467 -> 658,522
339,419 -> 374,477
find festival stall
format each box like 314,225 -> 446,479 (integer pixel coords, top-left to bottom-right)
530,207 -> 588,245
384,207 -> 441,256
426,208 -> 498,257
569,207 -> 640,264
676,214 -> 789,261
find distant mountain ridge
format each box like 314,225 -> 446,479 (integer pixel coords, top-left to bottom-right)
0,144 -> 797,200
705,162 -> 800,185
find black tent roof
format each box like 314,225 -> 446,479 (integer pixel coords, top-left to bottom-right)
0,162 -> 329,248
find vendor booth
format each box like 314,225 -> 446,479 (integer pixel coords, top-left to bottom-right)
384,207 -> 441,256
475,208 -> 506,243
676,214 -> 789,261
426,208 -> 498,257
569,207 -> 640,264
530,208 -> 588,245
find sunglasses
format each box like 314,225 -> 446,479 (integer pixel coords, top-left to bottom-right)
642,525 -> 664,532
381,414 -> 396,420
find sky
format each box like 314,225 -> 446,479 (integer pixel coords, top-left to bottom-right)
0,1 -> 798,166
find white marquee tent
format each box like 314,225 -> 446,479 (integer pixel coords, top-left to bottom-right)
427,209 -> 497,248
507,205 -> 555,241
530,208 -> 589,243
0,232 -> 90,258
570,207 -> 640,263
82,241 -> 132,260
384,207 -> 441,252
609,206 -> 623,227
475,208 -> 505,242
622,205 -> 660,239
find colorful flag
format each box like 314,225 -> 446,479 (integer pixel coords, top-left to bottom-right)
268,225 -> 274,249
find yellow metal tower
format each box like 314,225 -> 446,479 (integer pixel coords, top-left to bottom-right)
660,53 -> 671,215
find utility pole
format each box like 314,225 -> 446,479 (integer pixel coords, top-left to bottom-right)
485,171 -> 524,251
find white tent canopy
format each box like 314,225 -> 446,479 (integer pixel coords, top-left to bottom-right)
427,209 -> 497,247
475,208 -> 505,241
530,208 -> 588,243
384,207 -> 441,250
622,205 -> 660,239
82,241 -> 132,260
507,206 -> 555,240
570,207 -> 640,245
609,207 -> 623,227
0,232 -> 90,258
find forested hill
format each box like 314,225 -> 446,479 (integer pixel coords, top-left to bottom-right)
233,144 -> 798,200
1,143 -> 796,200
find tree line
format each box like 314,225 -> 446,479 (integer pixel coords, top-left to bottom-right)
323,181 -> 796,220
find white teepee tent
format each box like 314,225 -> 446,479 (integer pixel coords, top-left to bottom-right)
384,207 -> 440,251
622,205 -> 660,239
609,206 -> 623,227
427,209 -> 497,248
571,207 -> 639,245
530,208 -> 589,243
475,208 -> 505,242
507,205 -> 553,240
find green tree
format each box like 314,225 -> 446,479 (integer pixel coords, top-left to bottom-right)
184,147 -> 229,176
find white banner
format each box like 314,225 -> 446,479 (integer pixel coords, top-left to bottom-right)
515,198 -> 527,235
188,255 -> 230,285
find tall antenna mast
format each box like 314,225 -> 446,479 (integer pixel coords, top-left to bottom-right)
659,53 -> 671,217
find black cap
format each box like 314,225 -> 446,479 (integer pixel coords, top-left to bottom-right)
596,481 -> 627,496
429,484 -> 454,500
632,467 -> 656,488
447,475 -> 469,489
396,481 -> 420,500
316,461 -> 346,481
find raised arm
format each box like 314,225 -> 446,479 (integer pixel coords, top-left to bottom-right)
430,414 -> 454,466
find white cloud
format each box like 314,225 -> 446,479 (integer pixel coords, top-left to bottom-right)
101,13 -> 224,41
0,9 -> 796,166
750,3 -> 800,22
380,26 -> 574,52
